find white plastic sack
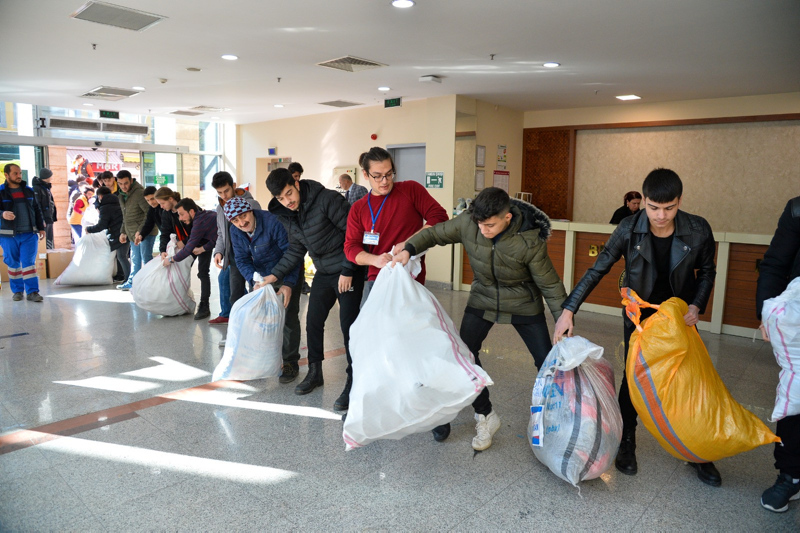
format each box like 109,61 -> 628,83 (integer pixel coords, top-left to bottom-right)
81,203 -> 100,228
131,236 -> 195,316
762,277 -> 800,422
212,284 -> 286,381
54,230 -> 115,286
528,336 -> 623,486
343,262 -> 493,450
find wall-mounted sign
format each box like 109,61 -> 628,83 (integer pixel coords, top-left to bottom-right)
100,110 -> 120,119
384,97 -> 402,108
492,170 -> 509,192
425,171 -> 444,189
91,162 -> 121,172
268,147 -> 277,156
153,174 -> 173,186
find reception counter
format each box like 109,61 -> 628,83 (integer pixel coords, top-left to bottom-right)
453,221 -> 771,338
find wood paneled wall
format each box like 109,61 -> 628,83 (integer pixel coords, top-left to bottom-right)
723,243 -> 767,329
521,129 -> 574,220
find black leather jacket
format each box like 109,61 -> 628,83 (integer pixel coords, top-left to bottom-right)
756,196 -> 800,320
563,209 -> 716,316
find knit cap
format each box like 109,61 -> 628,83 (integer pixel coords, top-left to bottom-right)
223,196 -> 254,221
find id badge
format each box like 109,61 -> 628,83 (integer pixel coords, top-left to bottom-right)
363,231 -> 380,245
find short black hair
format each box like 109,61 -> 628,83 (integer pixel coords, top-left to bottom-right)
176,198 -> 200,214
642,168 -> 682,203
360,147 -> 394,173
470,187 -> 511,223
287,162 -> 304,175
99,171 -> 115,181
211,171 -> 234,190
266,168 -> 296,197
96,186 -> 112,196
3,163 -> 19,175
116,170 -> 132,180
143,186 -> 157,196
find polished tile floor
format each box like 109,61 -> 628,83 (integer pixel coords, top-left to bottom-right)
1,272 -> 798,531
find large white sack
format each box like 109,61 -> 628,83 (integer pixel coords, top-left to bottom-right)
528,336 -> 623,486
343,262 -> 493,451
762,276 -> 800,422
54,230 -> 115,286
212,284 -> 285,381
81,203 -> 100,228
131,236 -> 195,316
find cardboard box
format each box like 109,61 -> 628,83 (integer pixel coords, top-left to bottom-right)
46,249 -> 74,279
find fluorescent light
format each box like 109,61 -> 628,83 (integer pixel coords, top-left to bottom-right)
392,0 -> 415,7
82,103 -> 94,106
221,54 -> 238,61
616,94 -> 641,101
274,104 -> 284,108
378,86 -> 391,92
543,62 -> 560,68
132,86 -> 146,91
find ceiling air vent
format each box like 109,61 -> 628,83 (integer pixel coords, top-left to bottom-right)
80,86 -> 141,101
47,118 -> 103,131
70,1 -> 165,32
319,100 -> 364,108
104,122 -> 148,135
189,106 -> 230,113
170,110 -> 204,116
317,56 -> 387,73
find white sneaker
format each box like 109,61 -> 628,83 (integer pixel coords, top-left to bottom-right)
219,339 -> 226,347
472,411 -> 501,451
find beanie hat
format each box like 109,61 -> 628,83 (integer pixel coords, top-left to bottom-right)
223,196 -> 254,221
40,168 -> 53,180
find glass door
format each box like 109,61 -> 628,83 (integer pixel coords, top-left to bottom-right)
142,152 -> 184,195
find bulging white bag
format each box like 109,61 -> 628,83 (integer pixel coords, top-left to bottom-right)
131,236 -> 195,316
54,230 -> 115,286
762,277 -> 800,422
212,283 -> 286,381
528,336 -> 622,486
343,262 -> 493,450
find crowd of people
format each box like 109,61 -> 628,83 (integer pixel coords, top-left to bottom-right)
1,150 -> 798,513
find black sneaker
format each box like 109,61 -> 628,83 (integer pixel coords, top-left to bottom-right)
12,292 -> 23,301
432,423 -> 451,442
26,292 -> 43,303
279,363 -> 299,384
761,473 -> 800,512
194,304 -> 210,320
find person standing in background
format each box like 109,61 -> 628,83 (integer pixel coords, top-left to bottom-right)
68,184 -> 93,239
339,173 -> 367,205
32,168 -> 57,249
610,191 -> 642,224
116,171 -> 152,290
288,162 -> 304,183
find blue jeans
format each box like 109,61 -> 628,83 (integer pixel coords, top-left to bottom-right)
127,234 -> 157,284
140,234 -> 156,265
218,265 -> 232,318
0,232 -> 40,294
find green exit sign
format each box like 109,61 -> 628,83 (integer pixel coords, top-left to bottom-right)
384,97 -> 402,108
100,110 -> 120,119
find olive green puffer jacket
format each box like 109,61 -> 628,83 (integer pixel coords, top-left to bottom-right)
406,199 -> 567,323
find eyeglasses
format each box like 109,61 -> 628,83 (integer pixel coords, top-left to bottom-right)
367,170 -> 395,183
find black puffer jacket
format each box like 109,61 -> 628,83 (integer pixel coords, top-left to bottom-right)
268,179 -> 357,279
756,196 -> 800,319
32,177 -> 57,224
563,209 -> 716,316
86,193 -> 125,251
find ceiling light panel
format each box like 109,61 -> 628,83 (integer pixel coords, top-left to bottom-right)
616,94 -> 641,101
70,1 -> 165,32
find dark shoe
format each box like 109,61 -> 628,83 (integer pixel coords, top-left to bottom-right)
334,374 -> 353,412
194,304 -> 210,320
26,292 -> 43,303
689,461 -> 721,487
12,292 -> 23,301
279,363 -> 299,384
615,429 -> 638,475
761,473 -> 800,512
432,423 -> 451,442
302,281 -> 311,295
294,362 -> 323,395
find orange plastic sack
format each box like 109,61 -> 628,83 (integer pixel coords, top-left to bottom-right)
622,288 -> 779,462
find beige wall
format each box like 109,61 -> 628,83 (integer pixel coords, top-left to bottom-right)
237,96 -> 457,283
473,99 -> 524,194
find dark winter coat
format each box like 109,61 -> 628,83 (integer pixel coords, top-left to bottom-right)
0,181 -> 45,237
406,199 -> 567,323
230,209 -> 299,287
32,177 -> 57,224
563,209 -> 716,317
138,205 -> 190,253
268,179 -> 357,280
86,193 -> 125,251
756,196 -> 800,319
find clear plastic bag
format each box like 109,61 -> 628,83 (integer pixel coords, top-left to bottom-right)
343,262 -> 492,450
54,230 -> 115,286
528,336 -> 622,486
131,236 -> 195,316
762,277 -> 800,421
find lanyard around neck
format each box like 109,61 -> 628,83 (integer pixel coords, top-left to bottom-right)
367,191 -> 390,232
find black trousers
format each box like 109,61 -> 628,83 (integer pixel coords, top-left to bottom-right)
281,280 -> 302,366
115,242 -> 131,282
229,256 -> 247,307
306,269 -> 365,375
775,414 -> 800,478
194,249 -> 212,306
460,311 -> 552,416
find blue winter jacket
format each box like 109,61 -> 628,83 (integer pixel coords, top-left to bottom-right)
230,209 -> 300,287
0,181 -> 46,237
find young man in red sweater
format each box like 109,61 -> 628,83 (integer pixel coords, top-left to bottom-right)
344,147 -> 449,301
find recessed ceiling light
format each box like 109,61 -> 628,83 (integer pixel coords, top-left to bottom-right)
274,104 -> 284,108
392,0 -> 415,8
543,62 -> 560,68
210,116 -> 220,119
132,86 -> 146,91
378,86 -> 391,92
83,103 -> 94,106
616,94 -> 641,101
186,67 -> 202,72
221,54 -> 238,61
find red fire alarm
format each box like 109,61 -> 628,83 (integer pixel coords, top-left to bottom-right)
371,133 -> 378,140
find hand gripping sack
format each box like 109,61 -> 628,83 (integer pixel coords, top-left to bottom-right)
343,263 -> 493,450
527,336 -> 622,486
54,230 -> 115,286
131,236 -> 195,316
622,288 -> 779,462
212,284 -> 285,381
762,277 -> 800,421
